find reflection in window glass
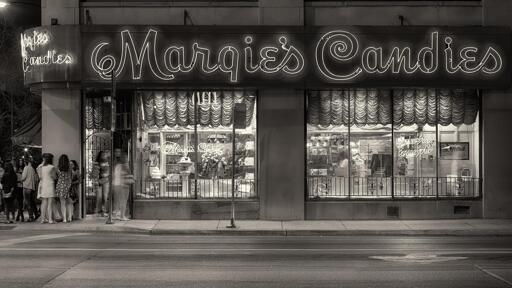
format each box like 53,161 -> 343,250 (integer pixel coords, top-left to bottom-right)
394,124 -> 437,197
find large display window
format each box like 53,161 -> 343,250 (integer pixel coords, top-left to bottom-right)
135,90 -> 257,199
307,88 -> 480,199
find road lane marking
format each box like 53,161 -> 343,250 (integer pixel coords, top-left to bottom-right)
0,233 -> 89,247
475,265 -> 512,287
370,254 -> 467,264
1,247 -> 512,252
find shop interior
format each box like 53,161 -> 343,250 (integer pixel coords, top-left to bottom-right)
135,90 -> 257,199
307,89 -> 480,199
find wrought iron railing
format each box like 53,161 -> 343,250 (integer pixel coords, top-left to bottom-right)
307,176 -> 480,199
136,178 -> 257,199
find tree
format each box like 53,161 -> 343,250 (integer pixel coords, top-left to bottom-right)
0,18 -> 41,161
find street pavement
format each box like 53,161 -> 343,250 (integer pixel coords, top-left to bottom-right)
3,217 -> 512,236
1,231 -> 512,287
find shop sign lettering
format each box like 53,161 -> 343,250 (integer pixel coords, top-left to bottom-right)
91,29 -> 304,82
163,141 -> 224,155
88,28 -> 505,84
21,30 -> 74,73
396,135 -> 435,158
316,30 -> 503,81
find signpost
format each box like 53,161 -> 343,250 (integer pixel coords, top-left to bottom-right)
106,69 -> 116,225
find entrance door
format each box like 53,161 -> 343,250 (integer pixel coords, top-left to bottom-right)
83,89 -> 134,217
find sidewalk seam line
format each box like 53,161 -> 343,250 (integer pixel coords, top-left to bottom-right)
402,221 -> 414,230
339,220 -> 347,230
41,249 -> 100,288
475,264 -> 512,287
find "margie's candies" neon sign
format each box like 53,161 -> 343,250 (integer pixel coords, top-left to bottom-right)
316,30 -> 502,81
91,29 -> 304,82
21,30 -> 74,73
87,28 -> 506,84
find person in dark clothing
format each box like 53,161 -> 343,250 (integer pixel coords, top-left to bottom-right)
15,159 -> 25,222
1,163 -> 18,223
22,159 -> 39,222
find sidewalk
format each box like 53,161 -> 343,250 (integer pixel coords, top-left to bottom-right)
2,216 -> 512,236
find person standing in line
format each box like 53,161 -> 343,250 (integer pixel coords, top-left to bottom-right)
93,151 -> 110,217
0,159 -> 4,178
113,154 -> 132,221
22,158 -> 39,222
15,159 -> 25,222
1,163 -> 17,223
0,159 -> 5,216
38,153 -> 58,224
55,155 -> 73,223
69,160 -> 81,222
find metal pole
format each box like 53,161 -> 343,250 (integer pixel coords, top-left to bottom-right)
106,71 -> 116,225
194,92 -> 198,199
227,114 -> 236,229
10,93 -> 14,161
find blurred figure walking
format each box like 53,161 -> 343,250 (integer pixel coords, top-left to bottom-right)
113,153 -> 132,221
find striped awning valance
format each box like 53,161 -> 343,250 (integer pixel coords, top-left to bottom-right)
307,89 -> 479,127
140,90 -> 256,128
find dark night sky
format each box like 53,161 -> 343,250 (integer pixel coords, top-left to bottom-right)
0,0 -> 40,28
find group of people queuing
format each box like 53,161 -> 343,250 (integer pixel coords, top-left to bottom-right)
1,149 -> 133,224
0,154 -> 80,224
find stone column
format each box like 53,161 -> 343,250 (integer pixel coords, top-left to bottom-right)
41,88 -> 82,217
257,0 -> 305,220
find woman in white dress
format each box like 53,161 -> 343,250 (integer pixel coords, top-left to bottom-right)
37,153 -> 58,224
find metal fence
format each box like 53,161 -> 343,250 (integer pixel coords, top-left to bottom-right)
307,176 -> 480,199
136,178 -> 257,199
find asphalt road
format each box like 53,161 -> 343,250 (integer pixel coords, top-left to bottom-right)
0,230 -> 512,288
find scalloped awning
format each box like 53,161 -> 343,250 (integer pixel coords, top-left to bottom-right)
307,89 -> 479,127
140,90 -> 256,128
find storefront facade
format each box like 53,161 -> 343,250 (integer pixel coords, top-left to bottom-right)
24,0 -> 512,220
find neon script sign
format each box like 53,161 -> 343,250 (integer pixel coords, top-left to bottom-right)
91,29 -> 305,82
86,28 -> 507,85
21,30 -> 74,73
316,30 -> 503,81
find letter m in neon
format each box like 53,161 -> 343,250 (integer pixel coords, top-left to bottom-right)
116,29 -> 173,80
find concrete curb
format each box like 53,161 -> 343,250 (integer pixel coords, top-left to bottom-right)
284,229 -> 512,237
5,225 -> 512,236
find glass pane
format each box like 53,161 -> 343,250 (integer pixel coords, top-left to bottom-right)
195,130 -> 233,198
350,125 -> 392,198
135,89 -> 257,199
394,124 -> 437,198
306,125 -> 349,198
438,114 -> 480,197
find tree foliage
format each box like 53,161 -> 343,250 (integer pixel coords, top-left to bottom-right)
0,18 -> 41,161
